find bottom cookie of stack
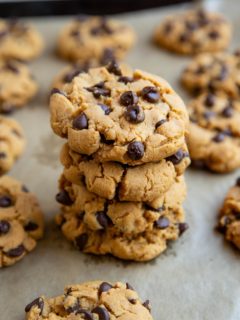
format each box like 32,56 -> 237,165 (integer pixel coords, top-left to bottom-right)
55,174 -> 188,261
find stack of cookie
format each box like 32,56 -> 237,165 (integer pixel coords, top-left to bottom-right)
50,61 -> 190,261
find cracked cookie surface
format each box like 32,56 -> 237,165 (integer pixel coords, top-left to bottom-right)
217,178 -> 240,250
60,142 -> 190,201
0,116 -> 25,175
0,19 -> 43,60
154,9 -> 231,55
0,59 -> 38,113
187,92 -> 240,172
0,175 -> 44,267
25,280 -> 153,320
50,63 -> 188,165
57,16 -> 136,63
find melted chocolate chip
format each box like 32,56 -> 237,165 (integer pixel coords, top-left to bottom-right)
96,212 -> 110,229
50,88 -> 66,96
208,30 -> 219,39
56,190 -> 73,206
236,177 -> 240,187
107,60 -> 122,76
143,300 -> 151,312
126,282 -> 134,290
0,195 -> 12,207
155,119 -> 167,129
92,307 -> 110,320
222,106 -> 233,118
118,76 -> 133,84
167,149 -> 187,165
127,141 -> 144,160
141,86 -> 160,103
24,221 -> 38,231
5,244 -> 25,257
178,222 -> 189,236
87,82 -> 110,98
120,91 -> 138,106
25,297 -> 44,314
0,220 -> 10,234
98,282 -> 113,296
98,103 -> 111,115
154,216 -> 170,229
204,93 -> 215,107
75,233 -> 88,251
212,132 -> 225,143
124,105 -> 145,124
72,113 -> 88,130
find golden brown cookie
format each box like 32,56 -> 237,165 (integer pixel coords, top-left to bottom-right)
0,176 -> 44,267
154,9 -> 231,55
57,16 -> 136,63
0,116 -> 25,175
25,281 -> 153,320
50,62 -> 189,165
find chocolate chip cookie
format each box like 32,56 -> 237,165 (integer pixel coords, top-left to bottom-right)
181,52 -> 240,97
0,19 -> 43,60
0,176 -> 44,267
154,9 -> 231,55
187,92 -> 240,172
60,142 -> 190,201
0,116 -> 25,175
55,174 -> 188,261
25,281 -> 153,319
50,63 -> 189,165
217,177 -> 240,250
57,16 -> 136,63
0,59 -> 38,113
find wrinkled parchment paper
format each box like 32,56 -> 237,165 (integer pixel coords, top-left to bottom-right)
2,1 -> 240,319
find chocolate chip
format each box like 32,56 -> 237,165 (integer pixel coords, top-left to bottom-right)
87,82 -> 110,98
143,300 -> 151,312
66,300 -> 81,314
127,141 -> 144,160
24,221 -> 38,231
195,66 -> 205,75
63,68 -> 84,83
77,309 -> 93,320
208,30 -> 219,39
75,233 -> 88,251
154,216 -> 170,229
101,48 -> 115,65
167,149 -> 186,165
204,93 -> 215,107
107,60 -> 122,76
178,222 -> 189,236
124,105 -> 145,124
98,282 -> 113,296
0,195 -> 12,207
141,86 -> 160,103
118,76 -> 133,84
56,190 -> 73,206
70,29 -> 80,37
0,152 -> 6,158
96,212 -> 110,229
25,297 -> 44,314
92,307 -> 110,320
212,132 -> 225,143
164,22 -> 173,33
129,299 -> 137,304
72,113 -> 88,130
185,21 -> 198,31
216,65 -> 228,81
126,282 -> 134,290
197,9 -> 209,26
144,204 -> 165,212
179,33 -> 189,43
0,103 -> 14,114
222,106 -> 233,118
98,103 -> 111,115
22,185 -> 29,192
5,62 -> 19,73
100,134 -> 115,145
5,244 -> 25,257
203,111 -> 215,120
120,91 -> 138,106
236,177 -> 240,187
155,119 -> 166,129
50,88 -> 66,96
0,220 -> 10,234
217,216 -> 231,233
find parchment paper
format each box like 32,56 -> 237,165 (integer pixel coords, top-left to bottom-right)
2,1 -> 240,319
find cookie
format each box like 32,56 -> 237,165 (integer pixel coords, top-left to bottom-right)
217,177 -> 240,250
0,176 -> 44,267
0,59 -> 38,113
187,92 -> 240,172
154,9 -> 231,55
25,280 -> 153,319
60,142 -> 190,201
181,52 -> 240,97
0,19 -> 43,60
55,174 -> 188,261
50,63 -> 189,165
57,16 -> 136,63
0,116 -> 25,175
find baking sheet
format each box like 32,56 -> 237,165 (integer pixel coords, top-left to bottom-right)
2,1 -> 240,319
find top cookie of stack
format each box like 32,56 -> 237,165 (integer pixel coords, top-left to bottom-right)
50,61 -> 188,165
